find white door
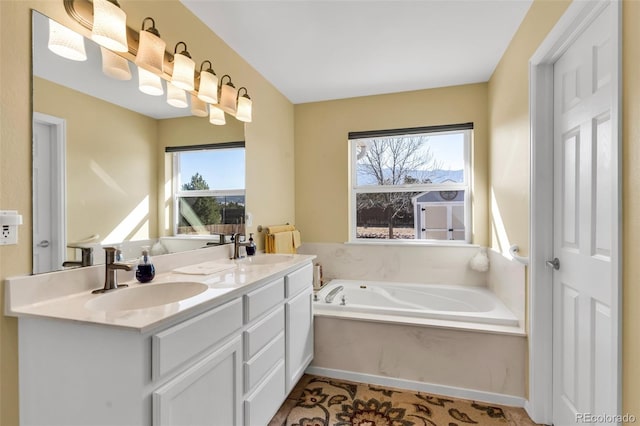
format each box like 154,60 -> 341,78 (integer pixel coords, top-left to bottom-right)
552,3 -> 616,424
32,113 -> 66,274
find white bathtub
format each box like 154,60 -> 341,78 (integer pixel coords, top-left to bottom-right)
314,279 -> 519,328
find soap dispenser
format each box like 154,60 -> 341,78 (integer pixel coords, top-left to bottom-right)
135,249 -> 155,283
246,233 -> 256,256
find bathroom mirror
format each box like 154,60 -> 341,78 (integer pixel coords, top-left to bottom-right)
31,11 -> 246,274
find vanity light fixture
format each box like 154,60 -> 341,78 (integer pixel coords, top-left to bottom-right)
91,0 -> 128,53
61,0 -> 256,123
138,66 -> 164,96
100,47 -> 131,80
209,105 -> 226,125
135,18 -> 165,75
190,95 -> 208,117
235,87 -> 252,123
170,42 -> 195,92
218,75 -> 237,115
167,82 -> 188,108
48,19 -> 87,61
197,60 -> 218,104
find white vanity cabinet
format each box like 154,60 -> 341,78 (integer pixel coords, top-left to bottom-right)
15,260 -> 314,426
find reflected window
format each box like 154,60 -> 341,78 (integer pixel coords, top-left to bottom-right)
349,124 -> 471,243
169,143 -> 245,236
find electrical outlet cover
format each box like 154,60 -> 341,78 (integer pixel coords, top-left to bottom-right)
0,211 -> 22,245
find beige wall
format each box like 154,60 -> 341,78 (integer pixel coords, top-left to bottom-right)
0,1 -> 295,423
294,83 -> 489,245
35,77 -> 159,247
487,0 -> 571,255
622,0 -> 640,418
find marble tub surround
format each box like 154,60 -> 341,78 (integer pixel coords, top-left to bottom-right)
487,249 -> 526,328
298,242 -> 488,286
5,248 -> 315,332
311,316 -> 527,402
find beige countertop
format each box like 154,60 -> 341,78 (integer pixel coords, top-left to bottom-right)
5,248 -> 315,333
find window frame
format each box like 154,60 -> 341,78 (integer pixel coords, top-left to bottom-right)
349,124 -> 472,244
168,143 -> 246,237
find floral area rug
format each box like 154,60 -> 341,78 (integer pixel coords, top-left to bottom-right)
278,376 -> 525,426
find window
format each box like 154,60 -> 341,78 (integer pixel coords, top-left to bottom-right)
169,143 -> 245,236
350,123 -> 471,243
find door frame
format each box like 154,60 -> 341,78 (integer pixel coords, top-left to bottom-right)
527,0 -> 621,423
32,112 -> 67,273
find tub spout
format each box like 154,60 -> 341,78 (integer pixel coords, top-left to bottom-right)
324,285 -> 344,303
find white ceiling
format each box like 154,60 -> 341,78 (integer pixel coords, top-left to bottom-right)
180,0 -> 533,104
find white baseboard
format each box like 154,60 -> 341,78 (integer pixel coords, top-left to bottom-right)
304,366 -> 527,408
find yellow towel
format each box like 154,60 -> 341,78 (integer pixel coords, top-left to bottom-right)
272,231 -> 295,254
292,230 -> 301,249
264,224 -> 301,254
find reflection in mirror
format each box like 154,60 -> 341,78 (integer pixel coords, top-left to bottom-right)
31,11 -> 246,274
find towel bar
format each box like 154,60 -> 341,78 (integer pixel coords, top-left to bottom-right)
257,223 -> 290,233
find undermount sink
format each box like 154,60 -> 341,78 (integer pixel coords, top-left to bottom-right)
85,282 -> 208,311
236,254 -> 294,266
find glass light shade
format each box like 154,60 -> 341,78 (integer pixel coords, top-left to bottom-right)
209,105 -> 226,125
138,67 -> 164,96
235,96 -> 252,123
135,29 -> 165,75
91,0 -> 128,53
48,19 -> 87,61
101,47 -> 131,80
190,95 -> 208,117
171,53 -> 195,91
198,71 -> 218,104
167,83 -> 188,108
219,83 -> 238,115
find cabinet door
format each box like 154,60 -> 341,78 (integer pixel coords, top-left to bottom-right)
285,287 -> 314,392
153,337 -> 242,426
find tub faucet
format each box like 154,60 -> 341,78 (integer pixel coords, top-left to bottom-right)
92,247 -> 132,294
325,285 -> 344,303
62,246 -> 93,268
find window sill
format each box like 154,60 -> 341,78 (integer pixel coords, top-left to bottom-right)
344,240 -> 479,248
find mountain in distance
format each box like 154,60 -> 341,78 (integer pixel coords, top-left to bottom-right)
356,168 -> 463,185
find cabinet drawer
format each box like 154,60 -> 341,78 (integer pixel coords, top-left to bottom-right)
244,332 -> 284,393
244,360 -> 285,426
244,306 -> 284,360
152,298 -> 242,380
244,277 -> 284,323
285,263 -> 313,297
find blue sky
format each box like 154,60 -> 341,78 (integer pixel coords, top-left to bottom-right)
426,133 -> 465,170
179,148 -> 245,190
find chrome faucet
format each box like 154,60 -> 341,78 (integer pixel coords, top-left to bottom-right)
62,246 -> 93,268
324,286 -> 344,303
232,233 -> 256,259
92,247 -> 132,294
